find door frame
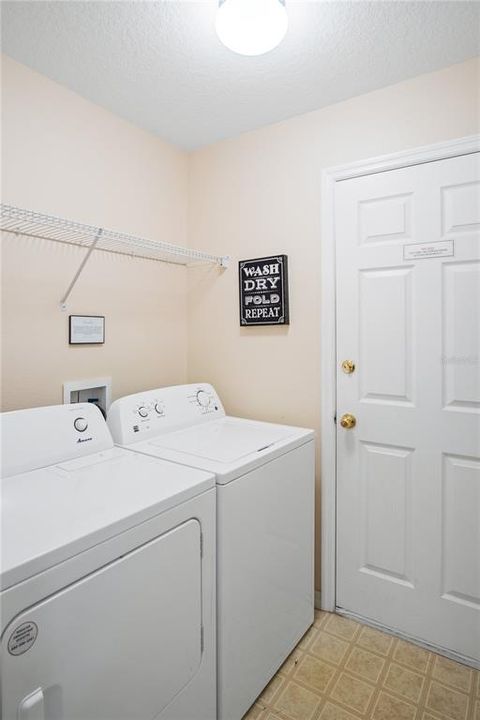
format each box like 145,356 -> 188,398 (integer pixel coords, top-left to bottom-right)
320,134 -> 480,613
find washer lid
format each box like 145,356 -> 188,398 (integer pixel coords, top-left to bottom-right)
151,417 -> 295,463
1,448 -> 214,590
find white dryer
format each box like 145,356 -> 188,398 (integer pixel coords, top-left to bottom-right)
1,402 -> 216,720
108,383 -> 315,720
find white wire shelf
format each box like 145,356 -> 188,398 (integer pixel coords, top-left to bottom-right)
0,204 -> 228,267
1,204 -> 229,309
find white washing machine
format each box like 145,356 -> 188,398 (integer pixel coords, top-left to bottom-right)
1,402 -> 216,720
108,383 -> 315,720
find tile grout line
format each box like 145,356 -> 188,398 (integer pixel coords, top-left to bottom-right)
365,631 -> 400,719
314,615 -> 371,719
416,646 -> 435,718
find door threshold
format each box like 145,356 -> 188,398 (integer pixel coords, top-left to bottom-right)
336,606 -> 480,671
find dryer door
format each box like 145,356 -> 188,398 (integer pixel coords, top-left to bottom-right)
1,519 -> 202,720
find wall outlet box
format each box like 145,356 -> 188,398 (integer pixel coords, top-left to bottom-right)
63,377 -> 112,417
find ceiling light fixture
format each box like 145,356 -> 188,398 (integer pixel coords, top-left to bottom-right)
215,0 -> 288,56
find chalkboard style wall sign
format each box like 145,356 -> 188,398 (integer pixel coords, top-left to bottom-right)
239,255 -> 289,326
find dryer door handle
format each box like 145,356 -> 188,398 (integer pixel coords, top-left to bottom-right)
18,688 -> 45,720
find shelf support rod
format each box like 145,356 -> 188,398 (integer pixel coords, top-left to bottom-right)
60,228 -> 103,310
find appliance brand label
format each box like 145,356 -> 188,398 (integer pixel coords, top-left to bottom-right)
8,622 -> 38,656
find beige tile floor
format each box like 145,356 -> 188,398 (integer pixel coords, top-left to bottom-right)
243,611 -> 480,720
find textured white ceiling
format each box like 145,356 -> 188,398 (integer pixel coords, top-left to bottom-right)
1,1 -> 479,150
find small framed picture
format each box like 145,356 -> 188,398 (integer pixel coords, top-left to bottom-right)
69,315 -> 105,345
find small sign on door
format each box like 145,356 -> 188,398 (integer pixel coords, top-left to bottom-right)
403,240 -> 454,261
239,255 -> 289,326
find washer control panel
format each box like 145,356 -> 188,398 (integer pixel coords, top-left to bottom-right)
127,397 -> 167,434
108,384 -> 225,446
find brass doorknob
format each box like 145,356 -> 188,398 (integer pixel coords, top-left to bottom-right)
341,360 -> 355,374
340,413 -> 356,429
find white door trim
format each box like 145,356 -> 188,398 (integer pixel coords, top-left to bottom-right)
319,134 -> 480,613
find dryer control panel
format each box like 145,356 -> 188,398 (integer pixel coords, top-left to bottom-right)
1,403 -> 113,478
107,384 -> 225,446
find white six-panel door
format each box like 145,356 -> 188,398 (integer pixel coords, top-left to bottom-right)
335,152 -> 480,664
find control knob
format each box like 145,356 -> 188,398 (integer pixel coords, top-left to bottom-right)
154,403 -> 164,415
74,417 -> 88,433
196,390 -> 210,408
137,406 -> 149,418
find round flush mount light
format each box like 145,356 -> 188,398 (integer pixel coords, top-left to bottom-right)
215,0 -> 288,56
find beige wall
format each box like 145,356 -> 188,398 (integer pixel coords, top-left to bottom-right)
1,55 -> 189,410
187,58 -> 480,589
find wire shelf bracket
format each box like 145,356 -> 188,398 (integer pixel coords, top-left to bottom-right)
0,204 -> 230,310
